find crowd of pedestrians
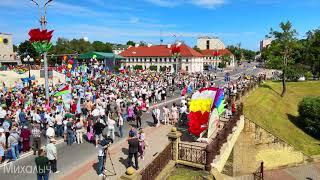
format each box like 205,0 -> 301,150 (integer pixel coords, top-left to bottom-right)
0,62 -> 265,179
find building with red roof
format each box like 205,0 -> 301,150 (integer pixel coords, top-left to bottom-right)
120,43 -> 205,73
201,49 -> 235,68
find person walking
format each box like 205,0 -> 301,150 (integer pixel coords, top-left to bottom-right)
46,138 -> 59,173
75,119 -> 84,144
107,113 -> 115,141
127,132 -> 139,170
8,127 -> 20,161
138,129 -> 146,160
32,123 -> 42,155
163,106 -> 170,125
96,139 -> 108,177
134,106 -> 142,128
35,149 -> 50,180
118,112 -> 124,138
0,128 -> 5,164
20,125 -> 31,152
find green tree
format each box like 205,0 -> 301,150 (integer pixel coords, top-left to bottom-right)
193,46 -> 201,53
18,40 -> 38,59
298,96 -> 320,138
263,21 -> 298,97
13,45 -> 18,52
303,29 -> 320,78
126,40 -> 136,46
92,41 -> 112,52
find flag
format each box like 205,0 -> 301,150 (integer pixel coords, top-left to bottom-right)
181,87 -> 187,96
54,85 -> 70,97
187,85 -> 193,94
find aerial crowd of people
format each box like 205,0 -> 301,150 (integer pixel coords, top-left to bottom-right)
0,63 -> 265,179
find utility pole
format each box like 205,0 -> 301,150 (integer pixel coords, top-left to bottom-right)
31,0 -> 53,100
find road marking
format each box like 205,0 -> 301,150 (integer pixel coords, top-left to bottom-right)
0,139 -> 64,168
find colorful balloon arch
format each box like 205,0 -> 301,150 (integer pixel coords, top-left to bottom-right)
188,87 -> 226,136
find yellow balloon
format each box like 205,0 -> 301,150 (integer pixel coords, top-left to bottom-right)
67,64 -> 72,69
0,37 -> 3,43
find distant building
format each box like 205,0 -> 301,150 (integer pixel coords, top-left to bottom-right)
260,38 -> 273,51
0,33 -> 20,65
120,43 -> 204,73
197,36 -> 226,50
112,45 -> 129,55
197,36 -> 235,68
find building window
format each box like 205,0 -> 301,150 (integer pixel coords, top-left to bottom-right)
150,58 -> 152,62
155,58 -> 158,62
206,40 -> 210,50
144,58 -> 147,62
174,58 -> 177,62
186,59 -> 189,63
186,66 -> 189,72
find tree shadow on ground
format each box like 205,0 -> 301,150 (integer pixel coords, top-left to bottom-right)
260,84 -> 281,96
287,113 -> 320,140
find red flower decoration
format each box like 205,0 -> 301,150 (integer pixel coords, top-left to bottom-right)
171,45 -> 181,54
28,28 -> 54,42
188,111 -> 210,136
213,51 -> 220,57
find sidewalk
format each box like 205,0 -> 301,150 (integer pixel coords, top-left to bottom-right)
61,124 -> 173,180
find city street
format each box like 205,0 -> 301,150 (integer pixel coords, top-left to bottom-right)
0,64 -> 264,180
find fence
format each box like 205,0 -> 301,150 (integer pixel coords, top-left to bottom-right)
205,103 -> 244,170
178,143 -> 206,165
140,142 -> 173,180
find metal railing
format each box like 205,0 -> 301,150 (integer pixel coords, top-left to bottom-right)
140,142 -> 173,180
178,143 -> 207,165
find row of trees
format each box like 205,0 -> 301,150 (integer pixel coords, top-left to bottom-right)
261,21 -> 320,96
227,45 -> 257,61
16,38 -> 119,59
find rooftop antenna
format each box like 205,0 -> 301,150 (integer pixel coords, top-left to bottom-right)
160,30 -> 163,45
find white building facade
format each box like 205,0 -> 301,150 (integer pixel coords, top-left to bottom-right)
120,44 -> 204,73
0,33 -> 20,65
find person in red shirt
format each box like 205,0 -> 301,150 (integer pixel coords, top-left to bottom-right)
70,100 -> 77,114
231,102 -> 237,114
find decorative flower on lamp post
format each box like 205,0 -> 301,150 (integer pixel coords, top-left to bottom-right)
28,28 -> 54,53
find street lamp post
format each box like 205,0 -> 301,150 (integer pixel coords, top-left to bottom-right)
31,0 -> 53,100
23,55 -> 34,88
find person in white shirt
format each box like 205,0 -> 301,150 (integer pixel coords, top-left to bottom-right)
46,123 -> 55,144
46,138 -> 59,173
162,106 -> 170,125
55,113 -> 63,137
107,113 -> 115,141
92,106 -> 100,122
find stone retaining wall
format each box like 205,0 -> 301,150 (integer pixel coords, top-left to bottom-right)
231,119 -> 309,176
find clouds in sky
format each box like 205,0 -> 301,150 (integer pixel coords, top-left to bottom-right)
145,0 -> 226,8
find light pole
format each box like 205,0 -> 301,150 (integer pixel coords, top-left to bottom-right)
31,0 -> 53,100
23,55 -> 34,88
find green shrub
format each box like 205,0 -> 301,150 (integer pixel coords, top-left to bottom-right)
298,96 -> 320,138
149,65 -> 157,71
304,71 -> 313,80
133,65 -> 143,70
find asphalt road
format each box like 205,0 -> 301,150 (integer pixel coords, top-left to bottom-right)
0,63 -> 264,180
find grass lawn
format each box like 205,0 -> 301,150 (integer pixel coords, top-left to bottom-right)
167,166 -> 213,180
243,81 -> 320,156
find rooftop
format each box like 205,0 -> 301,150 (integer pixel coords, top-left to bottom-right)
120,44 -> 204,57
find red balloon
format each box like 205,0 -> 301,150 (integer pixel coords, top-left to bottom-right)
188,111 -> 210,136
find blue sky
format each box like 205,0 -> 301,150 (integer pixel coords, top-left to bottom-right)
1,0 -> 320,50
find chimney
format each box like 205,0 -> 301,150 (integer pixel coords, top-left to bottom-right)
167,44 -> 171,48
147,43 -> 152,47
135,44 -> 139,47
